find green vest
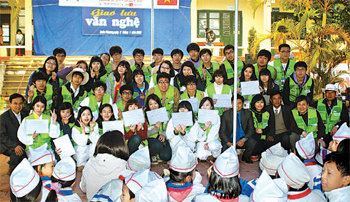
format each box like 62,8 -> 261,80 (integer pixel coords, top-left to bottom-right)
117,100 -> 125,112
251,111 -> 269,140
254,64 -> 277,79
317,99 -> 342,134
131,64 -> 152,84
105,63 -> 113,74
198,62 -> 219,87
206,83 -> 231,98
292,108 -> 318,137
273,58 -> 295,89
99,73 -> 108,84
151,74 -> 157,87
72,123 -> 98,146
153,85 -> 176,115
25,113 -> 52,150
61,85 -> 88,110
88,94 -> 111,113
218,59 -> 244,79
289,76 -> 313,102
180,90 -> 204,103
32,83 -> 54,115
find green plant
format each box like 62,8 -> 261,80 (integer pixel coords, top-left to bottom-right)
248,27 -> 259,60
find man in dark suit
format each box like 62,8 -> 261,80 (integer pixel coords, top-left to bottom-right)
266,90 -> 292,151
220,94 -> 256,163
0,93 -> 28,172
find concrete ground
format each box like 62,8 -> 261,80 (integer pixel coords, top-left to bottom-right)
0,154 -> 260,202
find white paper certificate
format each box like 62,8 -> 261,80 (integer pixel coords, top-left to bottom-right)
26,119 -> 49,134
180,98 -> 199,112
198,109 -> 219,125
102,120 -> 125,134
240,81 -> 260,96
53,135 -> 75,158
213,94 -> 232,108
122,109 -> 145,126
146,107 -> 169,125
172,112 -> 193,127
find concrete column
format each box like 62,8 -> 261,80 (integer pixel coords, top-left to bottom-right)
262,0 -> 272,51
25,0 -> 32,56
190,0 -> 197,42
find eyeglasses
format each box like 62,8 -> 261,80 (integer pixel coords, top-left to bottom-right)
122,91 -> 132,95
134,54 -> 143,58
46,62 -> 56,66
95,87 -> 105,91
225,50 -> 234,55
158,81 -> 169,85
161,66 -> 170,70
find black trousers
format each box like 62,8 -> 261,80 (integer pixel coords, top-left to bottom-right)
221,138 -> 257,160
1,145 -> 27,172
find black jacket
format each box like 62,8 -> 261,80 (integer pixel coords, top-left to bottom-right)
0,110 -> 28,153
266,105 -> 292,135
220,108 -> 254,145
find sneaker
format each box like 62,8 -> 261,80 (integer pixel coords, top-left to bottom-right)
250,155 -> 259,162
151,156 -> 159,164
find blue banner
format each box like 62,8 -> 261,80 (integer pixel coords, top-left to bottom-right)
82,8 -> 143,36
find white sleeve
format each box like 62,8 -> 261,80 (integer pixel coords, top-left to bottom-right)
197,125 -> 207,142
79,97 -> 89,108
204,89 -> 208,97
17,119 -> 33,145
149,77 -> 155,89
72,127 -> 88,146
165,118 -> 175,140
206,115 -> 220,143
79,170 -> 87,193
89,124 -> 100,144
187,122 -> 200,143
110,97 -> 119,118
49,122 -> 60,138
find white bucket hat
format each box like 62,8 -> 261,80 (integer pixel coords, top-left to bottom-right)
169,146 -> 197,173
266,143 -> 288,157
66,68 -> 89,85
333,123 -> 350,142
296,132 -> 315,160
277,153 -> 310,189
126,147 -> 150,171
213,146 -> 239,178
259,152 -> 285,176
28,143 -> 54,166
135,179 -> 167,202
52,157 -> 76,181
10,159 -> 40,198
250,171 -> 288,202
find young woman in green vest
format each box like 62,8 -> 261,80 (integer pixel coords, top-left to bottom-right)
205,70 -> 232,116
96,104 -> 116,135
132,69 -> 149,108
258,68 -> 279,106
174,61 -> 204,93
290,95 -> 326,152
106,60 -> 132,104
85,56 -> 108,93
71,106 -> 100,167
149,60 -> 175,89
249,94 -> 273,160
123,99 -> 148,155
166,100 -> 200,153
17,96 -> 60,153
144,94 -> 172,162
238,64 -> 258,109
130,48 -> 152,84
196,97 -> 222,161
100,53 -> 110,67
198,49 -> 219,89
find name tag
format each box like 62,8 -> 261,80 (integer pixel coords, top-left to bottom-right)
47,100 -> 53,105
305,90 -> 310,93
243,100 -> 250,109
263,123 -> 268,127
333,113 -> 340,116
311,123 -> 317,127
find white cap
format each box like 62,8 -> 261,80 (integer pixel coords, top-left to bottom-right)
124,169 -> 160,195
126,147 -> 151,171
91,179 -> 123,202
52,157 -> 76,181
135,179 -> 167,202
266,143 -> 288,157
259,152 -> 285,176
333,123 -> 350,142
28,143 -> 54,166
250,171 -> 288,202
10,159 -> 40,197
213,146 -> 239,178
296,132 -> 315,160
169,146 -> 197,173
277,153 -> 310,189
66,68 -> 89,85
325,84 -> 337,92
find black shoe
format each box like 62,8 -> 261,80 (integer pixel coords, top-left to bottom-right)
242,157 -> 253,164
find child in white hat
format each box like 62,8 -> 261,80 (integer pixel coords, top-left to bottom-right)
277,153 -> 326,201
166,146 -> 205,201
166,101 -> 201,153
28,143 -> 55,201
295,132 -> 323,188
135,179 -> 168,202
322,152 -> 350,201
328,123 -> 350,152
10,158 -> 42,201
47,157 -> 81,201
195,146 -> 242,201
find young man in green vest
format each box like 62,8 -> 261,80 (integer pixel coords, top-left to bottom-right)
290,95 -> 326,152
150,48 -> 164,74
79,80 -> 117,121
57,68 -> 89,117
130,48 -> 152,84
218,44 -> 245,85
180,76 -> 204,110
105,45 -> 123,74
116,84 -> 133,119
147,72 -> 180,115
282,61 -> 314,108
171,48 -> 183,74
312,84 -> 349,146
27,71 -> 57,115
272,44 -> 296,89
186,43 -> 202,69
254,49 -> 277,80
198,48 -> 219,89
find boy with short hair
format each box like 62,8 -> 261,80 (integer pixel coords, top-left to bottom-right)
171,48 -> 184,74
186,43 -> 201,68
150,48 -> 164,74
53,47 -> 66,70
105,45 -> 123,74
117,85 -> 134,119
254,49 -> 277,80
131,48 -> 152,84
218,44 -> 245,85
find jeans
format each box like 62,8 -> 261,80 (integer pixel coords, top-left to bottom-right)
127,135 -> 142,155
147,138 -> 172,161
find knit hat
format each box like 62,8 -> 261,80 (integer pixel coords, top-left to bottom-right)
213,146 -> 239,178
